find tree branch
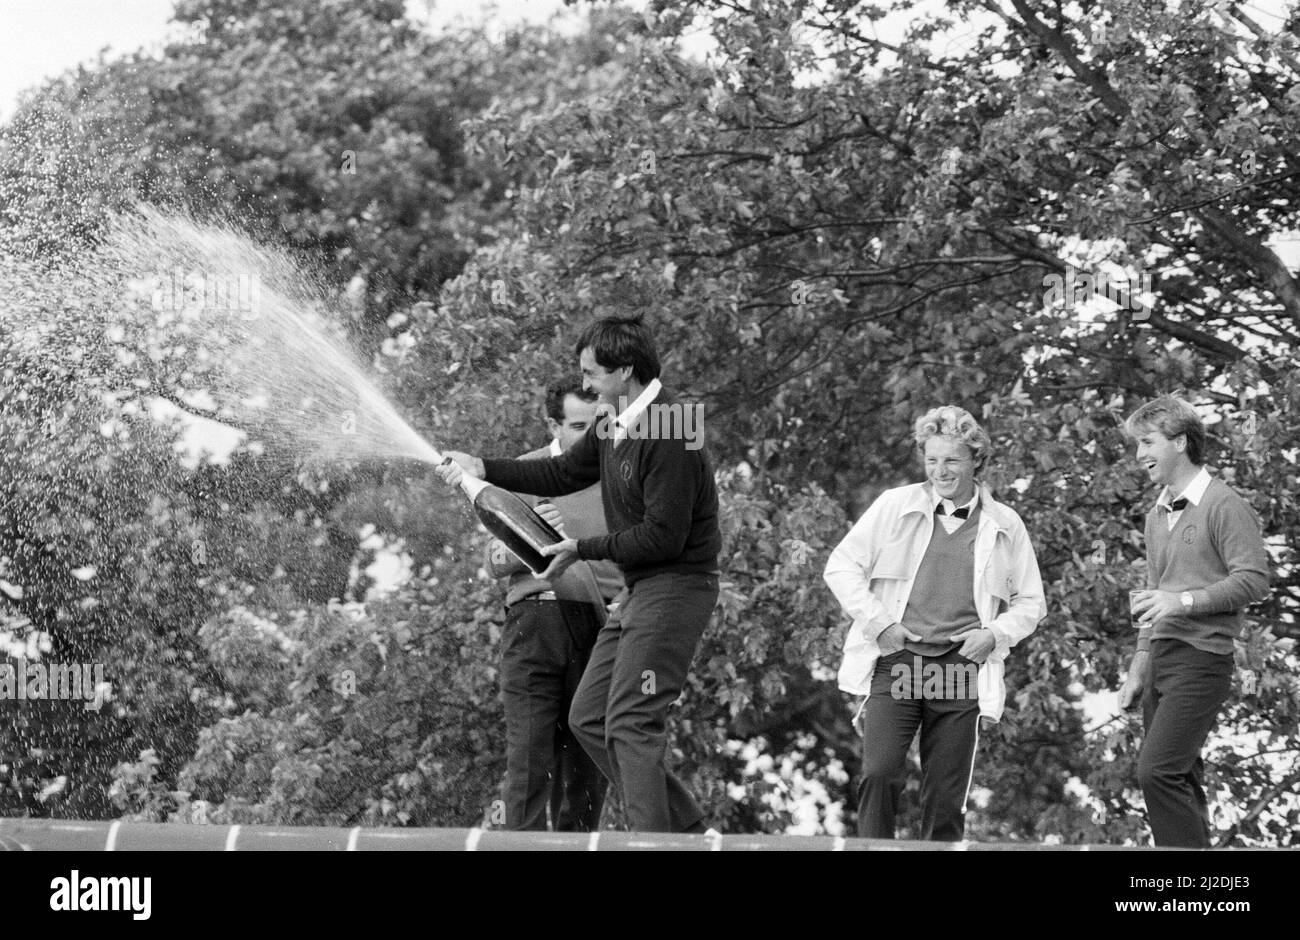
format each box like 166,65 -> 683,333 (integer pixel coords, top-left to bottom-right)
1215,763 -> 1300,847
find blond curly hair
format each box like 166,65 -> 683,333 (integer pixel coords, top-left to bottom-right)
913,405 -> 992,474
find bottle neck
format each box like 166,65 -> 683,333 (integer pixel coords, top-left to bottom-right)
458,474 -> 489,500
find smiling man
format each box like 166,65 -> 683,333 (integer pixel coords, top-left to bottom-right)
824,405 -> 1045,841
1118,396 -> 1271,848
436,316 -> 722,833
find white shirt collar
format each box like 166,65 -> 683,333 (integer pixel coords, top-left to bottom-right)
936,492 -> 979,516
613,378 -> 663,441
1157,466 -> 1211,509
548,438 -> 563,457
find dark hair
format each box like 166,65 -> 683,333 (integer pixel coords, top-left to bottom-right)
545,381 -> 597,423
574,315 -> 661,385
1125,396 -> 1206,465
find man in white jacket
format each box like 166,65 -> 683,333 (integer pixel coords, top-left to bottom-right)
824,405 -> 1046,840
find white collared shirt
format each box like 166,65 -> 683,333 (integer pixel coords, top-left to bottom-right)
934,493 -> 978,534
548,438 -> 563,457
1157,466 -> 1211,531
613,377 -> 663,447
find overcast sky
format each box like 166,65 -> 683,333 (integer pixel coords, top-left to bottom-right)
1,1 -> 1292,132
0,0 -> 576,121
3,0 -> 1293,123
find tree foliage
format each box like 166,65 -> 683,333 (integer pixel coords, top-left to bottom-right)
1,0 -> 1296,843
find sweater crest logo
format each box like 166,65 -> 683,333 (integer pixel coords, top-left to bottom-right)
1182,525 -> 1197,544
620,460 -> 632,481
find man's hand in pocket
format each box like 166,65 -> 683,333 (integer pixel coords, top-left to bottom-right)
877,623 -> 921,656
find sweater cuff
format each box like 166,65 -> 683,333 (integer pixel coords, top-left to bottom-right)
576,536 -> 610,561
1190,588 -> 1212,614
1135,627 -> 1152,653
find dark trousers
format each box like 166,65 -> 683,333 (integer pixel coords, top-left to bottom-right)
500,598 -> 606,831
856,648 -> 981,841
569,571 -> 719,833
1138,638 -> 1233,848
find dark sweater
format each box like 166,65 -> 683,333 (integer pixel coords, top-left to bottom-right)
481,386 -> 721,586
1138,475 -> 1271,656
902,503 -> 982,655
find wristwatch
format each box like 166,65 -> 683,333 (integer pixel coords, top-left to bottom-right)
1180,591 -> 1194,612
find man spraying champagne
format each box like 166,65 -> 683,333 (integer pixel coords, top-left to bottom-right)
436,316 -> 722,834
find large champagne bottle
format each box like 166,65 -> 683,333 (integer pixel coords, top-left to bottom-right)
456,473 -> 564,575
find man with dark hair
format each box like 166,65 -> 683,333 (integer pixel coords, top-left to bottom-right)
1119,396 -> 1271,847
484,381 -> 622,832
571,315 -> 661,386
438,315 -> 722,833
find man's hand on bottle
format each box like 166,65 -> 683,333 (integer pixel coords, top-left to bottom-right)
538,538 -> 580,582
536,501 -> 567,537
435,451 -> 484,486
